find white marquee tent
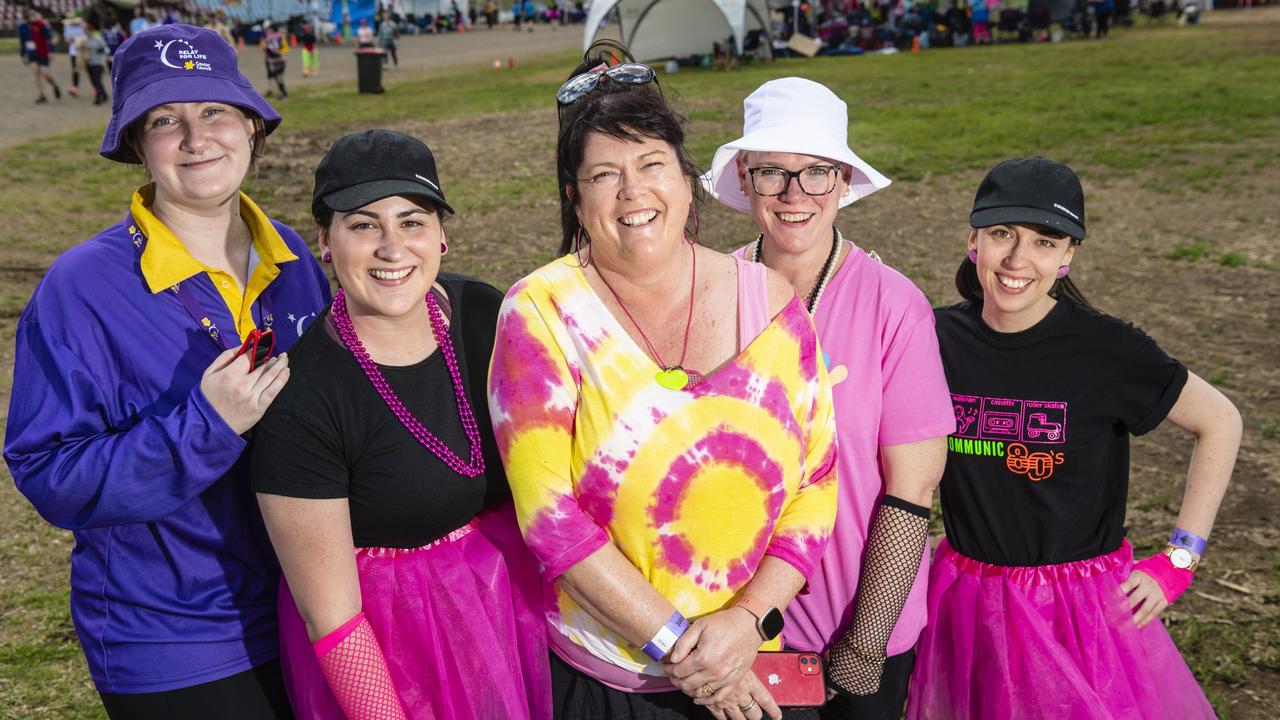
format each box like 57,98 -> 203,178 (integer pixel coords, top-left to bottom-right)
583,0 -> 771,62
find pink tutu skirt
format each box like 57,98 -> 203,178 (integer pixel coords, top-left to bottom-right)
277,505 -> 552,720
906,539 -> 1216,720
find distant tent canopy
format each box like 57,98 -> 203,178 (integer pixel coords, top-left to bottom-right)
583,0 -> 770,63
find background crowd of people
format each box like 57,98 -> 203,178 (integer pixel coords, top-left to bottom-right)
776,0 -> 1221,54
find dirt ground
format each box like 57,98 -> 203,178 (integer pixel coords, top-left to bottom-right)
0,23 -> 585,149
1,8 -> 1277,718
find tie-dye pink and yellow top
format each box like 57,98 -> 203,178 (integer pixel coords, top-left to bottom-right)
489,255 -> 838,679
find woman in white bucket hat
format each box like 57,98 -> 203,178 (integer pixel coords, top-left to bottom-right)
701,77 -> 954,720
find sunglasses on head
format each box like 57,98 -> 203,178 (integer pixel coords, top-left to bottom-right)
556,62 -> 657,105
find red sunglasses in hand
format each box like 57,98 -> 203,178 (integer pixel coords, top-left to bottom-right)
234,328 -> 275,372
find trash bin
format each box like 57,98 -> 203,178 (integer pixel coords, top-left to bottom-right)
355,48 -> 385,94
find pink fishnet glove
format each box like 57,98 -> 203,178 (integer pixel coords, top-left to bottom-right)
313,612 -> 408,720
1132,553 -> 1194,605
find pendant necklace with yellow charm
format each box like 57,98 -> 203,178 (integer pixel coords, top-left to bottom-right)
595,241 -> 701,391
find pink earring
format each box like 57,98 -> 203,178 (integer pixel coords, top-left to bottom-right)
967,249 -> 977,263
440,241 -> 448,255
321,250 -> 332,263
1056,265 -> 1071,279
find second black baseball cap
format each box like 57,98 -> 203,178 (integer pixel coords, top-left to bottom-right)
312,129 -> 454,217
969,157 -> 1085,241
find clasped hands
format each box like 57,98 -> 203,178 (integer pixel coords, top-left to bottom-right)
661,607 -> 782,720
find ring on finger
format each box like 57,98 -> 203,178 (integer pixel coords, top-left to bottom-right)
738,700 -> 757,712
701,683 -> 714,697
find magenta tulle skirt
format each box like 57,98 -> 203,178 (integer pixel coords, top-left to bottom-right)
906,539 -> 1216,720
277,505 -> 552,720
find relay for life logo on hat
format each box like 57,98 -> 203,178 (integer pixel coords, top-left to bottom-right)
154,36 -> 214,72
700,77 -> 891,213
969,157 -> 1087,241
99,24 -> 280,164
313,130 -> 455,218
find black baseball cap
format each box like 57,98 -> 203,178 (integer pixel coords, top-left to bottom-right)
312,129 -> 454,218
969,157 -> 1085,241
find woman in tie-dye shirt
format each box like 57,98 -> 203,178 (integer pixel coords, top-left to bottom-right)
489,44 -> 838,720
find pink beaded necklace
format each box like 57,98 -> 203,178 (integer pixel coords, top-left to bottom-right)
330,288 -> 485,478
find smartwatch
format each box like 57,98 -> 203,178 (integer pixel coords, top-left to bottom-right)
733,595 -> 785,641
1162,545 -> 1199,572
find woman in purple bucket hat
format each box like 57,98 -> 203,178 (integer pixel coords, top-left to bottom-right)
5,23 -> 330,719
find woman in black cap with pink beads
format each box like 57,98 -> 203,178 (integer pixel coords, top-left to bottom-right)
250,129 -> 550,719
907,157 -> 1239,719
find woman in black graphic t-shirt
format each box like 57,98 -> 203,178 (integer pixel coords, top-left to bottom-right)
907,158 -> 1239,720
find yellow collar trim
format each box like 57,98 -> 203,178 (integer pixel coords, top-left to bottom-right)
132,185 -> 299,295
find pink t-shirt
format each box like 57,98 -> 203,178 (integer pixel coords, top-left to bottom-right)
735,239 -> 955,656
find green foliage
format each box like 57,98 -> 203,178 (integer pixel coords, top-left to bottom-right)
0,588 -> 106,719
1165,241 -> 1212,261
1171,616 -> 1280,688
1260,419 -> 1280,440
1217,251 -> 1247,267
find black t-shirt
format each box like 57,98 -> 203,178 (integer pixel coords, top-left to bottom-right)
934,299 -> 1187,566
251,273 -> 509,548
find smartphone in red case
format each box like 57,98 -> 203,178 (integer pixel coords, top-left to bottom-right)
751,651 -> 826,707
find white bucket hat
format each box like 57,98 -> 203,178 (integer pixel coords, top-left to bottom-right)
700,77 -> 891,213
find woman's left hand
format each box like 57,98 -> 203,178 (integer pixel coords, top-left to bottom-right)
701,671 -> 781,720
1122,569 -> 1169,628
662,608 -> 761,704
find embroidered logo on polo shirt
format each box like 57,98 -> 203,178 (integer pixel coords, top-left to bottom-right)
156,38 -> 212,72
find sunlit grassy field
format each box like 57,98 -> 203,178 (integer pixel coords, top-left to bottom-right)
1,9 -> 1278,718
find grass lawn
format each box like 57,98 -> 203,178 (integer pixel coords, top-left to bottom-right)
1,10 -> 1279,719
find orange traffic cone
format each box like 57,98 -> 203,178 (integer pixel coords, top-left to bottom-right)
912,35 -> 920,53
493,57 -> 502,70
507,56 -> 514,69
289,34 -> 297,48
237,36 -> 245,51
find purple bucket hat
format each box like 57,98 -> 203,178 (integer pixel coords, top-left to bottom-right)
100,24 -> 281,164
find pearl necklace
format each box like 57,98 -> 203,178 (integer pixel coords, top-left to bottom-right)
330,289 -> 485,478
751,228 -> 844,314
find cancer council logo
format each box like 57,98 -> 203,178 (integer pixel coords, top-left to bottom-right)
154,38 -> 212,72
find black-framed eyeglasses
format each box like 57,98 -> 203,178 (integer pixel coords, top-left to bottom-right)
556,62 -> 657,105
747,165 -> 840,197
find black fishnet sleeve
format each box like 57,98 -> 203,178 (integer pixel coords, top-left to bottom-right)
826,495 -> 930,696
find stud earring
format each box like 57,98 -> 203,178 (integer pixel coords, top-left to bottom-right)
967,249 -> 977,263
321,251 -> 331,263
440,241 -> 448,255
1056,265 -> 1071,279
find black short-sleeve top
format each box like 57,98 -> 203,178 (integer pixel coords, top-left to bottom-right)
933,299 -> 1187,566
251,273 -> 509,548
